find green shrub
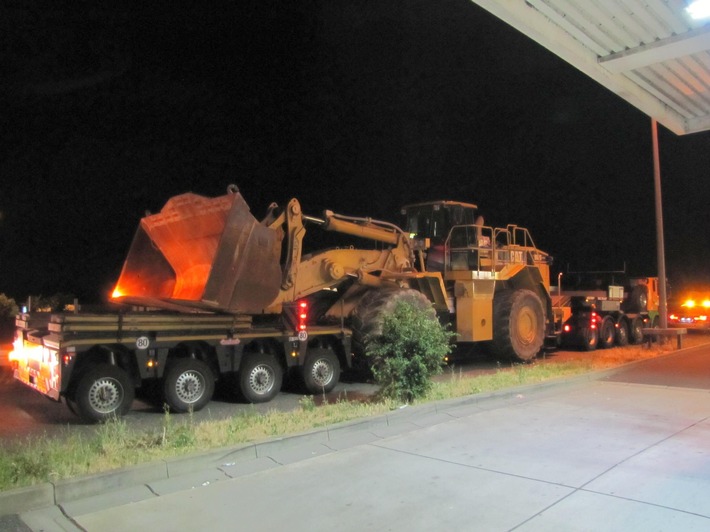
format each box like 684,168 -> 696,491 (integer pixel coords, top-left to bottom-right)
0,293 -> 19,342
366,300 -> 454,403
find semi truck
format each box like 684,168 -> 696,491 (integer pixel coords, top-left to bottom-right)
11,185 -> 558,421
551,270 -> 661,351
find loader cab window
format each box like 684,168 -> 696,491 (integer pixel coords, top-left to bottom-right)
403,203 -> 478,245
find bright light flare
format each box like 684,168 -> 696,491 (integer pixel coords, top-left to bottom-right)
680,298 -> 710,309
686,0 -> 710,20
9,338 -> 41,363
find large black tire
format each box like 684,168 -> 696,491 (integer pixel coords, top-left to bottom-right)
492,289 -> 545,362
302,345 -> 340,394
580,326 -> 598,351
629,317 -> 644,344
239,351 -> 283,404
75,364 -> 134,423
162,358 -> 215,413
351,288 -> 435,358
615,318 -> 629,346
598,316 -> 616,349
624,285 -> 648,313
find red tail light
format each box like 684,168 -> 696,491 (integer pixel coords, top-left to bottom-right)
297,300 -> 308,331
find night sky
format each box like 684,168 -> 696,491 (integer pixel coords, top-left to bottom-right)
3,1 -> 710,304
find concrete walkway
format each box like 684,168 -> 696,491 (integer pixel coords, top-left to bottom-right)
3,348 -> 710,531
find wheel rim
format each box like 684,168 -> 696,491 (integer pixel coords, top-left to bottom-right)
87,378 -> 124,414
309,358 -> 334,388
175,370 -> 205,404
517,306 -> 538,345
248,364 -> 275,395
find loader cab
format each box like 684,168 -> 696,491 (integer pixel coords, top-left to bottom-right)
401,201 -> 479,272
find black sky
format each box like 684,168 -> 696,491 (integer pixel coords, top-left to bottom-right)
2,0 -> 710,303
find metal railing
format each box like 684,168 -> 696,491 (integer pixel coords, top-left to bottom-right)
444,224 -> 548,273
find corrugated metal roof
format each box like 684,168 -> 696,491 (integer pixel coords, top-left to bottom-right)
471,0 -> 710,135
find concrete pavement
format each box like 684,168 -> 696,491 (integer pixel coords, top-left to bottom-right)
2,347 -> 710,531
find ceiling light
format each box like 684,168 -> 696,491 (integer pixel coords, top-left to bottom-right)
686,0 -> 710,20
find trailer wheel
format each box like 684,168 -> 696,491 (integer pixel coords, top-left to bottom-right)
580,327 -> 598,351
629,317 -> 644,344
599,316 -> 616,349
75,364 -> 134,423
239,351 -> 283,403
615,319 -> 629,346
302,346 -> 340,394
492,289 -> 545,362
163,358 -> 215,413
352,288 -> 435,358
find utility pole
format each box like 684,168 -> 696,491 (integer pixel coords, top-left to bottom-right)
651,118 -> 668,327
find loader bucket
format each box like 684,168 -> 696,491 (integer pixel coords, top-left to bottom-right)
111,189 -> 284,313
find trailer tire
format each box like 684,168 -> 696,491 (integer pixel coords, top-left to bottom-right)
163,359 -> 215,413
239,351 -> 283,403
599,316 -> 615,349
580,327 -> 598,351
629,317 -> 644,344
492,289 -> 545,362
302,346 -> 340,394
615,319 -> 629,346
75,364 -> 134,423
351,288 -> 435,359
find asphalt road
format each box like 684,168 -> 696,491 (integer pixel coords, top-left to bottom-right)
603,347 -> 710,389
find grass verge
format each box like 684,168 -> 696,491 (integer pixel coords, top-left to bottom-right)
0,336 -> 706,492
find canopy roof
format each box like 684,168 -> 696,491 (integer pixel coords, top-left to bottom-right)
471,0 -> 710,135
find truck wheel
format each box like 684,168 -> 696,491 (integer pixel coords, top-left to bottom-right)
629,317 -> 644,344
615,319 -> 629,346
599,316 -> 615,349
492,289 -> 545,362
163,358 -> 215,413
580,327 -> 598,351
302,346 -> 340,394
239,351 -> 283,403
75,364 -> 134,423
352,288 -> 435,358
